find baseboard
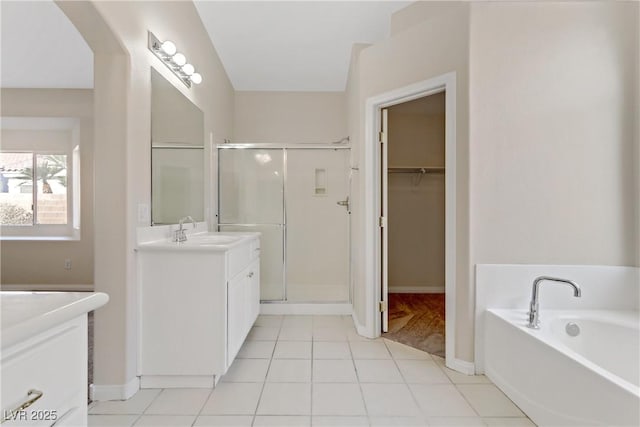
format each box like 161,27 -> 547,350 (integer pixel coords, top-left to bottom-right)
388,286 -> 445,294
90,376 -> 139,401
260,303 -> 352,315
140,375 -> 215,389
1,283 -> 94,292
351,312 -> 375,339
447,357 -> 476,375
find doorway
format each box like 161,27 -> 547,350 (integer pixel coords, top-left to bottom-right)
381,93 -> 446,358
364,72 -> 457,370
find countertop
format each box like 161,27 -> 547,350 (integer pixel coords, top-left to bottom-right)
1,291 -> 109,349
136,231 -> 260,252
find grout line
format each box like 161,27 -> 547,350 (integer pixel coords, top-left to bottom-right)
251,322 -> 280,426
190,387 -> 215,427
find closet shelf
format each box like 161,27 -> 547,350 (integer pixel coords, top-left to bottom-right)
388,166 -> 445,174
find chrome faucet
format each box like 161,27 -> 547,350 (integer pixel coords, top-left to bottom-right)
527,276 -> 581,329
173,216 -> 196,242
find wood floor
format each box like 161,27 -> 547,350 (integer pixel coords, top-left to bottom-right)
383,293 -> 445,357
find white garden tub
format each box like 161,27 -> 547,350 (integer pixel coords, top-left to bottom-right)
484,309 -> 639,426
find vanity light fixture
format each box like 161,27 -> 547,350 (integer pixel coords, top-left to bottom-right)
148,31 -> 202,88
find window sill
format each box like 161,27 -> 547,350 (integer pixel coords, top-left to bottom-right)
0,235 -> 80,242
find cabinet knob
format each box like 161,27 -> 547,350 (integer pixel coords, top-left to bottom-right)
248,272 -> 254,278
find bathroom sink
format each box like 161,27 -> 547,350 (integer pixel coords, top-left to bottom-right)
136,232 -> 258,252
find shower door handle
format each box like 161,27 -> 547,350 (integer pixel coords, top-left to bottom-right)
337,196 -> 350,212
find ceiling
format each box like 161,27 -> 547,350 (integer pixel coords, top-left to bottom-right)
0,1 -> 410,92
0,0 -> 93,89
193,1 -> 411,91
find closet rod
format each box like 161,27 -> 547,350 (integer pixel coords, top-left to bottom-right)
388,167 -> 445,174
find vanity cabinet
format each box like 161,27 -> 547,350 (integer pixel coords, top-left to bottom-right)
1,292 -> 108,427
137,233 -> 260,388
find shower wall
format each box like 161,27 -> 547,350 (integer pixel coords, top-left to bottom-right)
388,93 -> 445,292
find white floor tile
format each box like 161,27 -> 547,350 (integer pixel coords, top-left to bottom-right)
354,359 -> 403,383
313,341 -> 352,359
396,359 -> 451,383
254,416 -> 311,426
384,340 -> 432,360
369,416 -> 428,426
482,417 -> 536,426
194,416 -> 254,426
313,416 -> 369,426
457,385 -> 525,417
200,382 -> 263,415
313,327 -> 348,341
144,389 -> 211,415
273,341 -> 312,359
88,415 -> 139,427
237,340 -> 276,359
89,389 -> 161,414
221,358 -> 270,382
313,316 -> 346,328
267,359 -> 312,382
409,384 -> 476,417
349,341 -> 391,359
432,356 -> 490,384
360,383 -> 421,417
279,327 -> 313,341
247,326 -> 280,341
426,417 -> 486,426
134,415 -> 196,426
312,383 -> 366,416
255,315 -> 283,328
346,329 -> 373,342
257,383 -> 311,415
313,359 -> 358,383
282,316 -> 314,328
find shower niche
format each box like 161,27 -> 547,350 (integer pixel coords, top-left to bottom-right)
218,145 -> 350,303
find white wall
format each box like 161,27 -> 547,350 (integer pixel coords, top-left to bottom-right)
233,91 -> 347,144
0,89 -> 94,285
347,2 -> 471,356
469,2 -> 640,268
57,0 -> 234,396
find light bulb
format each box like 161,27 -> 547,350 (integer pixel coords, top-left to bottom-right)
172,53 -> 186,66
190,73 -> 202,84
182,63 -> 195,76
160,40 -> 176,56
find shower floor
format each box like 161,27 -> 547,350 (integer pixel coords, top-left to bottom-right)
383,293 -> 445,357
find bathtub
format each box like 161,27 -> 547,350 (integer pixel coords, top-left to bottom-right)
484,308 -> 639,427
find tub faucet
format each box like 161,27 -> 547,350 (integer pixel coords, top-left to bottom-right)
527,276 -> 581,329
173,216 -> 196,242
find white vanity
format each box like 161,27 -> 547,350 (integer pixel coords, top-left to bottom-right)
137,231 -> 260,388
1,291 -> 108,426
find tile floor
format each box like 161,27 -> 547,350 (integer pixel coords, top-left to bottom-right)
89,315 -> 536,427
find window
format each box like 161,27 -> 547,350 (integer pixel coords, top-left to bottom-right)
0,117 -> 81,239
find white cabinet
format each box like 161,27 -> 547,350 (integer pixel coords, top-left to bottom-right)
227,259 -> 260,362
138,233 -> 260,388
1,317 -> 87,427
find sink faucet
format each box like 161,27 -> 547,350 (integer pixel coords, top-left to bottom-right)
173,216 -> 196,242
527,276 -> 581,329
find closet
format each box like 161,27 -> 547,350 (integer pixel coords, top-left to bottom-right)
383,92 -> 446,357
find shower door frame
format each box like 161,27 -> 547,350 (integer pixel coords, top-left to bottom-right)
216,143 -> 352,304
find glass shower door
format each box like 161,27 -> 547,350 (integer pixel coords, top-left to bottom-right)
218,148 -> 285,301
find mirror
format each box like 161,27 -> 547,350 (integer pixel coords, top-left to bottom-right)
151,68 -> 204,225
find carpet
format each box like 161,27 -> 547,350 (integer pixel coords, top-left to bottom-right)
383,293 -> 445,357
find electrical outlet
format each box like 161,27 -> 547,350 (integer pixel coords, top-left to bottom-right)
64,259 -> 72,270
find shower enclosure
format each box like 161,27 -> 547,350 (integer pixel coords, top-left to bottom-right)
217,144 -> 351,303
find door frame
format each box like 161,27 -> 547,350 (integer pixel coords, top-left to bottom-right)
364,72 -> 457,370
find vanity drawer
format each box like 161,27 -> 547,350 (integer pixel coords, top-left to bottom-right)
227,239 -> 258,278
1,318 -> 86,426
